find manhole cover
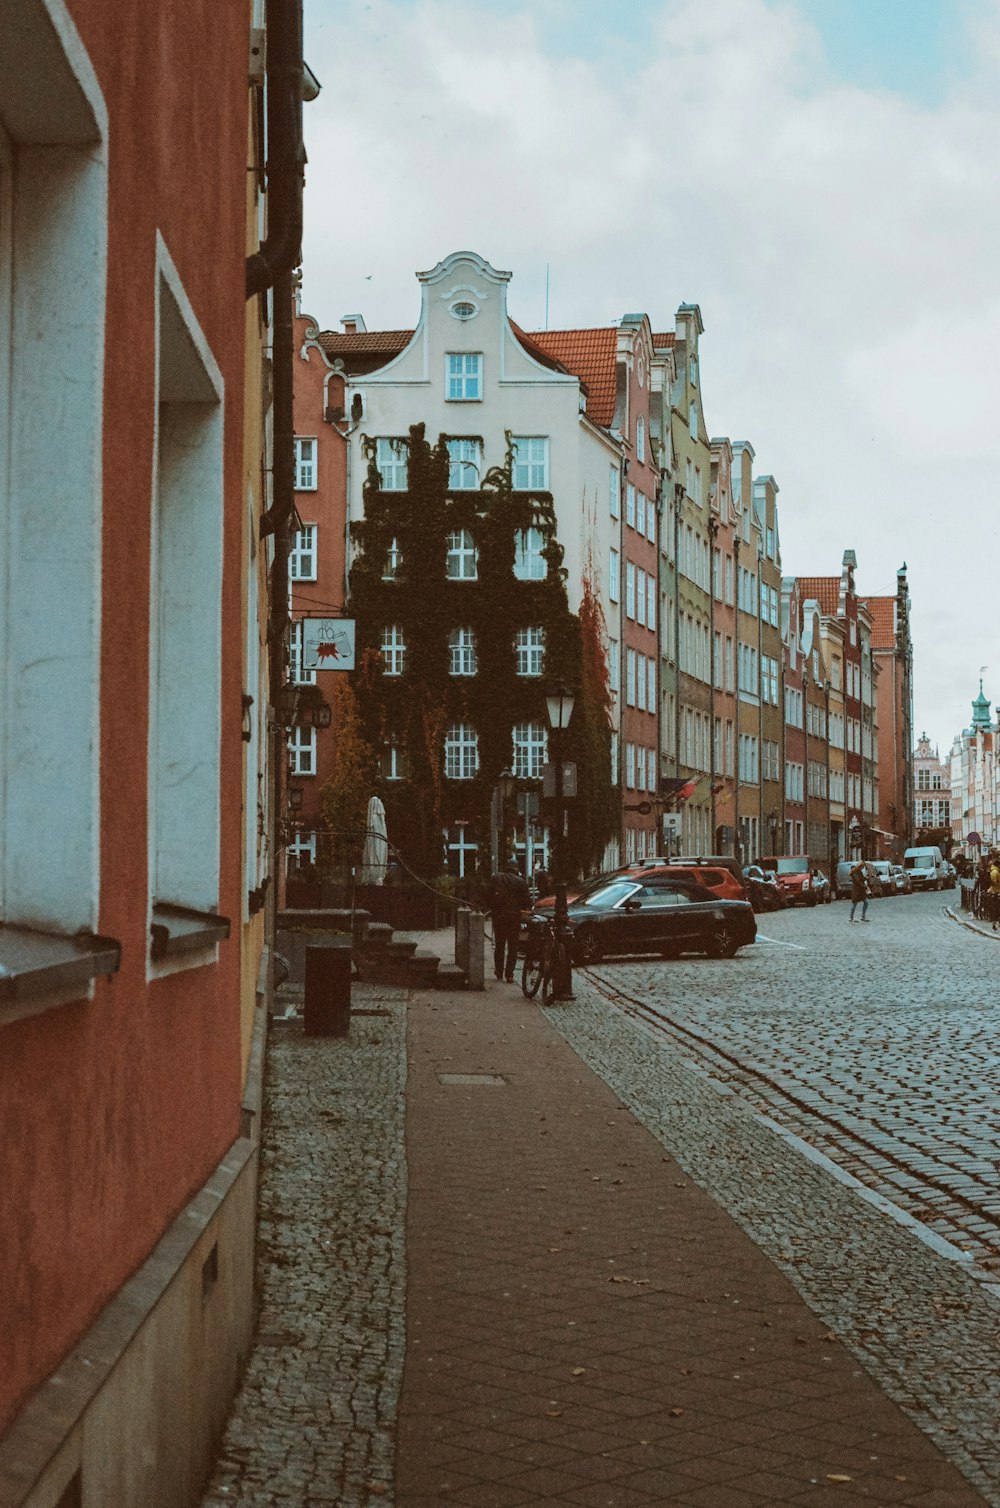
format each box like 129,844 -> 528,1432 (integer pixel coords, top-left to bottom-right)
438,1073 -> 507,1086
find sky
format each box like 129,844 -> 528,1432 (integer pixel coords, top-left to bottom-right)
299,0 -> 1000,755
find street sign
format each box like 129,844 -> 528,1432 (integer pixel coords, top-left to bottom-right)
661,812 -> 682,838
542,761 -> 577,798
302,617 -> 356,671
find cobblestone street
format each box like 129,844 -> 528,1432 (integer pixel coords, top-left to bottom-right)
196,898 -> 1000,1505
579,890 -> 1000,1271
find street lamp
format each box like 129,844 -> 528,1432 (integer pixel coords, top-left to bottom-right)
546,685 -> 575,1001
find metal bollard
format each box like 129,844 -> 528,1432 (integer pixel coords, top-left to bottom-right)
466,911 -> 486,991
303,941 -> 351,1037
455,909 -> 470,974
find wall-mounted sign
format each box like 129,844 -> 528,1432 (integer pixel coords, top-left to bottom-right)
661,812 -> 682,838
302,617 -> 355,671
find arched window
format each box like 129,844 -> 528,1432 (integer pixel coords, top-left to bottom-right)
448,627 -> 477,676
444,724 -> 479,780
381,625 -> 405,676
446,528 -> 478,580
512,723 -> 548,780
513,527 -> 546,581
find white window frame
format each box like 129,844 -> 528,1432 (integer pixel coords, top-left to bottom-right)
647,657 -> 656,712
448,626 -> 477,676
288,724 -> 317,777
381,740 -> 408,782
512,722 -> 548,780
376,436 -> 408,490
636,492 -> 646,537
646,575 -> 656,634
636,567 -> 646,627
515,626 -> 545,678
625,560 -> 636,620
609,465 -> 620,519
636,416 -> 646,463
290,524 -> 317,582
514,526 -> 547,581
289,620 -> 317,685
294,436 -> 317,490
444,723 -> 480,780
445,352 -> 483,401
382,536 -> 402,581
446,527 -> 478,580
512,436 -> 549,490
382,624 -> 405,676
609,548 -> 619,603
626,648 -> 636,707
447,437 -> 482,490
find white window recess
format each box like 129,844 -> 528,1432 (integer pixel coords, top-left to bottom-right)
1,2 -> 117,1007
147,234 -> 226,969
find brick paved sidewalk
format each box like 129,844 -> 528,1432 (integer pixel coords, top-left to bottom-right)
397,983 -> 985,1507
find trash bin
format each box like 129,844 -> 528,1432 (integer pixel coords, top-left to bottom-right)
303,940 -> 351,1037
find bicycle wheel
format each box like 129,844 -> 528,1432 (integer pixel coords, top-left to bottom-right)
542,940 -> 569,1005
521,944 -> 544,998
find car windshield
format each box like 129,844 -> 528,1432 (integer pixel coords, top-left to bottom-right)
581,880 -> 640,909
775,858 -> 808,875
904,856 -> 932,869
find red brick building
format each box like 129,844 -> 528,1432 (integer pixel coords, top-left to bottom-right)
0,0 -> 297,1499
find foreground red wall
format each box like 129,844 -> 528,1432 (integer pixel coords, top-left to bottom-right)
0,0 -> 248,1429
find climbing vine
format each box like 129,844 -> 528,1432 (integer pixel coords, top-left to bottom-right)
345,423 -> 615,878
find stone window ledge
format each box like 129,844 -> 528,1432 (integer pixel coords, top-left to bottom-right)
150,902 -> 230,962
0,924 -> 121,1020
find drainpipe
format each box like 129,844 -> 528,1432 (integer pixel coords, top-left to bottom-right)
245,0 -> 305,943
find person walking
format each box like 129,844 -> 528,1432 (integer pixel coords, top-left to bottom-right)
849,860 -> 869,924
988,856 -> 1000,931
532,859 -> 552,899
490,860 -> 531,982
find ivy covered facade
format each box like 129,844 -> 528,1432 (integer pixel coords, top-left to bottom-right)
348,423 -> 616,879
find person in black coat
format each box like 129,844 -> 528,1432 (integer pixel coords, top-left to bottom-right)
490,860 -> 531,982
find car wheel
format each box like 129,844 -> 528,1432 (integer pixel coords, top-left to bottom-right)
575,929 -> 603,966
807,892 -> 818,907
708,926 -> 740,959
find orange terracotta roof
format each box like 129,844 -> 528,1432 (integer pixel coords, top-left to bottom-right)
509,321 -> 571,375
651,331 -> 675,349
318,329 -> 413,360
861,595 -> 897,650
796,576 -> 840,616
527,327 -> 619,427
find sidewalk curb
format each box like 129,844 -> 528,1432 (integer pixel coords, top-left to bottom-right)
945,905 -> 1000,940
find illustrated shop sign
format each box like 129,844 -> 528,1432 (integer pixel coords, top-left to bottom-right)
302,617 -> 356,671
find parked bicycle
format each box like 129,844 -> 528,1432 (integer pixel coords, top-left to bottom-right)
520,913 -> 572,1005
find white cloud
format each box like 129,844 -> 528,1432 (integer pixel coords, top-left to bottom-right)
301,0 -> 1000,751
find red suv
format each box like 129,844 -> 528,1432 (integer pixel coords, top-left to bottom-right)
756,856 -> 821,907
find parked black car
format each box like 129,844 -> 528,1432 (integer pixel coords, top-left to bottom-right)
742,865 -> 785,912
566,877 -> 757,963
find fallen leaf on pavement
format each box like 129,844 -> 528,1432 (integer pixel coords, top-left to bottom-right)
572,1367 -> 586,1375
826,1475 -> 852,1483
669,1407 -> 684,1417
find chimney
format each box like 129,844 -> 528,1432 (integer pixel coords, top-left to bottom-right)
340,313 -> 367,335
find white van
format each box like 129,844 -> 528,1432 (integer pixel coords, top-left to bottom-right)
903,846 -> 946,891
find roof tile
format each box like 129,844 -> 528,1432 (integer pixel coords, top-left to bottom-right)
861,595 -> 897,650
318,329 -> 413,360
527,327 -> 619,427
797,576 -> 841,616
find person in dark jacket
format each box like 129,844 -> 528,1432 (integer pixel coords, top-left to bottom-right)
490,860 -> 531,982
849,861 -> 869,923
